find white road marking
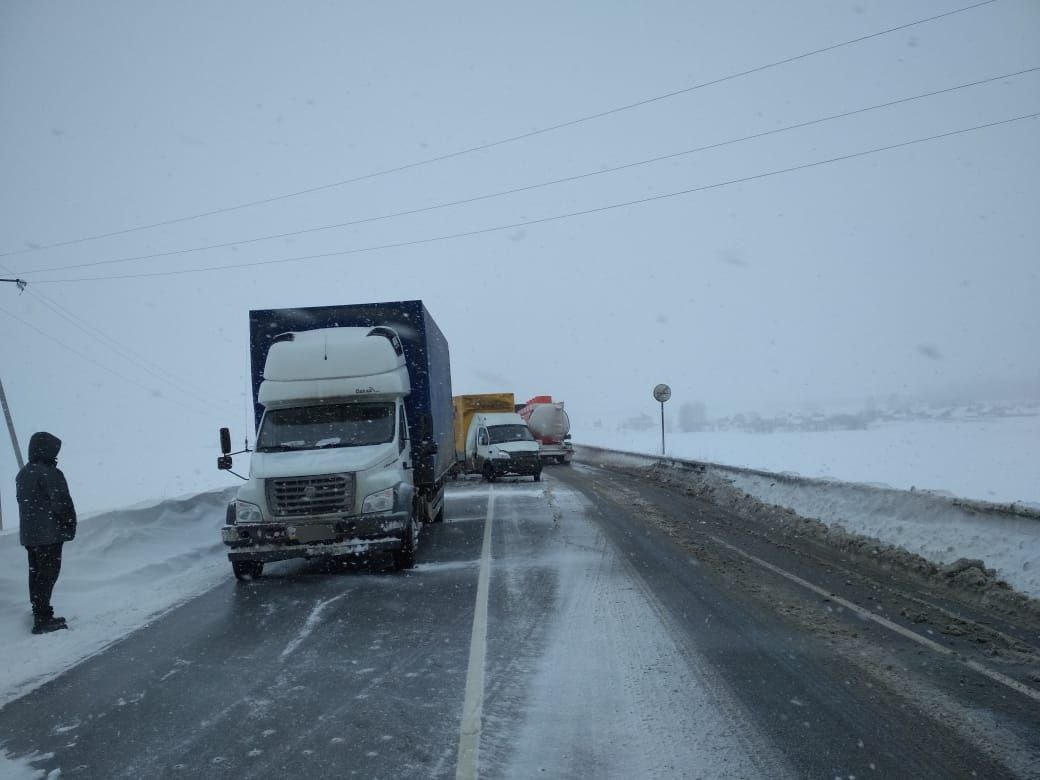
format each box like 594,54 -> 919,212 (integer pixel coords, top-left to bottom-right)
709,535 -> 1040,704
456,485 -> 495,780
279,593 -> 348,661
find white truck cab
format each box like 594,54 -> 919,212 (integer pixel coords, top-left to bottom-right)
221,327 -> 422,577
466,412 -> 542,482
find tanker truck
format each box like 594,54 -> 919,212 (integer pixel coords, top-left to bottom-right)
517,396 -> 573,464
216,300 -> 454,579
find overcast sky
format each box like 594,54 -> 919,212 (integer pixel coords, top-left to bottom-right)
1,0 -> 1038,518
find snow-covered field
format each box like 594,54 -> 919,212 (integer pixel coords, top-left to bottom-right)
573,414 -> 1040,507
0,488 -> 235,707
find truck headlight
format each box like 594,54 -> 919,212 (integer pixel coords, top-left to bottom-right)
235,500 -> 264,524
494,449 -> 511,458
362,487 -> 395,514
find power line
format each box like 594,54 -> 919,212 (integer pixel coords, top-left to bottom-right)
22,288 -> 240,414
0,0 -> 997,259
34,112 -> 1038,285
1,256 -> 240,413
0,304 -> 220,418
17,66 -> 1037,278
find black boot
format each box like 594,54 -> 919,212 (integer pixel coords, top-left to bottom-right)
32,616 -> 68,634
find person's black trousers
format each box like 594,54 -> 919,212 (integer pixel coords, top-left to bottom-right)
26,543 -> 63,620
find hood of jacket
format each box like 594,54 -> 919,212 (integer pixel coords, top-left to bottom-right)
28,431 -> 62,464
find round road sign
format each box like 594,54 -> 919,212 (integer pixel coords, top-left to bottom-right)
653,384 -> 671,403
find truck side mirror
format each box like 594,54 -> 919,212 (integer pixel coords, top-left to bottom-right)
217,455 -> 233,471
220,427 -> 232,455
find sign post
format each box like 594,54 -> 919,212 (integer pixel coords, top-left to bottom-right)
652,383 -> 671,456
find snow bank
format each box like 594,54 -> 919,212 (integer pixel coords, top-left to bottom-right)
572,415 -> 1040,507
576,446 -> 1040,600
725,470 -> 1040,599
0,487 -> 236,706
0,749 -> 55,779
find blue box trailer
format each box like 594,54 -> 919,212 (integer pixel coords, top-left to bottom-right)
249,300 -> 455,489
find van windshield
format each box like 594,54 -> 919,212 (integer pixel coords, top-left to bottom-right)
257,403 -> 395,451
488,424 -> 534,444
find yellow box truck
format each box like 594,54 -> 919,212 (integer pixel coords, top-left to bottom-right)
453,393 -> 515,463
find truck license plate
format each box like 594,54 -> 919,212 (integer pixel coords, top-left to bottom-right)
289,524 -> 334,543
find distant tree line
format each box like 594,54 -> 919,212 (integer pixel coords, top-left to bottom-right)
616,399 -> 1037,435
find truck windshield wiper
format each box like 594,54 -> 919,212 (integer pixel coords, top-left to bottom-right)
257,443 -> 304,452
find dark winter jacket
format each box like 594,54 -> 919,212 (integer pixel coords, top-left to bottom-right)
16,432 -> 77,547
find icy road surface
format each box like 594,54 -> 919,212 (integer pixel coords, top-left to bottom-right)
1,468 -> 1038,778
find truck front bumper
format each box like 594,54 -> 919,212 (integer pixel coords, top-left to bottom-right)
222,509 -> 410,563
538,444 -> 573,463
487,455 -> 542,477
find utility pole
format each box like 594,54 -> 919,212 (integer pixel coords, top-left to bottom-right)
1,278 -> 27,529
0,375 -> 23,531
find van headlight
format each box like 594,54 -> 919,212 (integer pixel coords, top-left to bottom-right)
362,487 -> 395,514
235,500 -> 264,524
494,449 -> 511,458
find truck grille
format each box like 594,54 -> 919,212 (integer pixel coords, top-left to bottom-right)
510,453 -> 540,469
266,474 -> 354,517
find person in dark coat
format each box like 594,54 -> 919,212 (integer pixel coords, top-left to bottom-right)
16,432 -> 77,634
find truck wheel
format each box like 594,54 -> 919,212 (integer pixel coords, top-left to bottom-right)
533,470 -> 542,482
232,560 -> 263,581
394,516 -> 418,570
482,463 -> 497,483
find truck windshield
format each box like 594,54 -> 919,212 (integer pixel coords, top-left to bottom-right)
487,424 -> 534,444
256,403 -> 396,451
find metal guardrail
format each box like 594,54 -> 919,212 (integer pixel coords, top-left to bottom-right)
573,443 -> 1040,522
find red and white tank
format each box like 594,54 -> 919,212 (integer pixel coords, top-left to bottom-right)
518,396 -> 573,463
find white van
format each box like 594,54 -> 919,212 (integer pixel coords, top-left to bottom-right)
465,412 -> 542,482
